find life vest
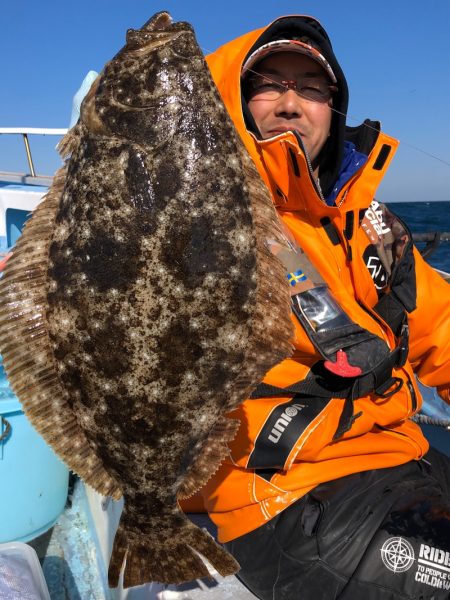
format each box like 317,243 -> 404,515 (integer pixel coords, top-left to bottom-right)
258,195 -> 416,441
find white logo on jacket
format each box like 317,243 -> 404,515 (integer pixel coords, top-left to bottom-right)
363,199 -> 391,238
366,255 -> 387,289
380,538 -> 450,590
268,403 -> 305,444
381,537 -> 415,573
415,544 -> 450,590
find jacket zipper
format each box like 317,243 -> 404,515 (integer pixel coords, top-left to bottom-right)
406,378 -> 417,413
289,132 -> 346,275
292,131 -> 325,201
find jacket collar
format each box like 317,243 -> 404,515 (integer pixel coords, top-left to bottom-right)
253,128 -> 398,216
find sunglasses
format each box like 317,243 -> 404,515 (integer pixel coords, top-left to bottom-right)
246,73 -> 338,103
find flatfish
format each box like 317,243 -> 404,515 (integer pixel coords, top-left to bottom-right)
0,11 -> 293,588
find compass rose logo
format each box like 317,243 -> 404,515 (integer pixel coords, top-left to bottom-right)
380,537 -> 415,573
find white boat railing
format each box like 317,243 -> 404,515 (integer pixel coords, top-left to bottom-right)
0,127 -> 68,181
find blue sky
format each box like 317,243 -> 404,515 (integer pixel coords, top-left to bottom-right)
1,0 -> 449,202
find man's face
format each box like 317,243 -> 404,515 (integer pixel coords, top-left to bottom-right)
246,52 -> 333,166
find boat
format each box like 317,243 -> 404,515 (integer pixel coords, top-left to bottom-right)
0,128 -> 448,599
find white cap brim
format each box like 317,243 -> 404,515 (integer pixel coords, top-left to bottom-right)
241,39 -> 337,84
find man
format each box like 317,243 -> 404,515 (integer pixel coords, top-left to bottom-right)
198,14 -> 450,599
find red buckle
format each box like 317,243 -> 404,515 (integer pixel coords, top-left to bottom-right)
324,350 -> 362,378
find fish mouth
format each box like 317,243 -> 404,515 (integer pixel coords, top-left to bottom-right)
141,11 -> 194,34
142,11 -> 173,31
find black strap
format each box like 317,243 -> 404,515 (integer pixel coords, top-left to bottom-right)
251,323 -> 408,440
247,396 -> 328,470
252,378 -> 350,400
344,211 -> 354,241
252,333 -> 406,401
332,396 -> 362,440
373,293 -> 407,338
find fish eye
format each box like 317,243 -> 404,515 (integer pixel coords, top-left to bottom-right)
125,28 -> 141,45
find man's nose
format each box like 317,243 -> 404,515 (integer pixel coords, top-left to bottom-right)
274,89 -> 304,116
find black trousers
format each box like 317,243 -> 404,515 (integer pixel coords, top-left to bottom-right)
225,449 -> 450,599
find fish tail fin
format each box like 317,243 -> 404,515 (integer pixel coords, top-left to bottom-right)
108,509 -> 239,588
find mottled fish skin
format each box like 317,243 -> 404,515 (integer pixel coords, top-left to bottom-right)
2,11 -> 293,587
50,20 -> 257,522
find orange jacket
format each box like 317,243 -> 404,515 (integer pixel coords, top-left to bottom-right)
190,19 -> 450,543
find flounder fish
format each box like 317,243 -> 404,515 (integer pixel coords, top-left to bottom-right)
0,11 -> 293,588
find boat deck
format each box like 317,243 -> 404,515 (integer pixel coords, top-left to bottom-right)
28,477 -> 110,600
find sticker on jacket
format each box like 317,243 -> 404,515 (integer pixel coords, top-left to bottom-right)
380,537 -> 450,591
362,199 -> 391,243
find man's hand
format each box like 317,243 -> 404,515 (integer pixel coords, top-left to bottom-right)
437,385 -> 450,404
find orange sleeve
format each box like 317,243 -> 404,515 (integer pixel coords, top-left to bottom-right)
407,248 -> 450,389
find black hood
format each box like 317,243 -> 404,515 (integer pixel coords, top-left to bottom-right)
241,16 -> 349,199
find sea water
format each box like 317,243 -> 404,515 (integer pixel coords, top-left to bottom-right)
387,200 -> 450,272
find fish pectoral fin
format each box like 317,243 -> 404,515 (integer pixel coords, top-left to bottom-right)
108,509 -> 239,587
177,416 -> 240,500
57,122 -> 83,159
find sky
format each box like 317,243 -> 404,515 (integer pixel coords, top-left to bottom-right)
1,0 -> 449,203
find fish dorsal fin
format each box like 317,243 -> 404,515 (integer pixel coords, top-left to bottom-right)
0,156 -> 122,500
